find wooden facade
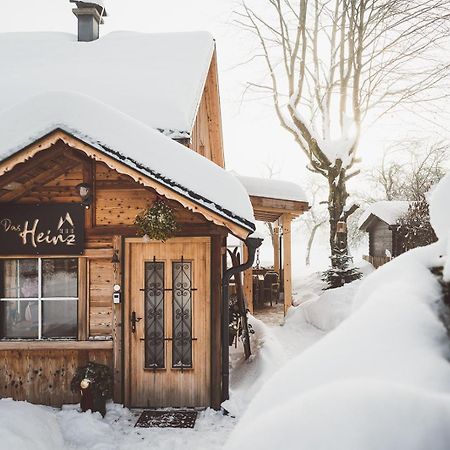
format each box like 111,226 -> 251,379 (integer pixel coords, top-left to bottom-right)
0,133 -> 234,408
0,44 -> 253,409
360,215 -> 405,268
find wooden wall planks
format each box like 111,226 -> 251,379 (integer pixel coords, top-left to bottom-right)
0,349 -> 112,407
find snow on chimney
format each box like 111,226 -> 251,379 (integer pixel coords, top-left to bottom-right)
70,1 -> 107,42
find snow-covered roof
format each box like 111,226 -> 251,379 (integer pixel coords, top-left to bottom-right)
233,173 -> 308,203
359,201 -> 410,230
72,0 -> 107,14
0,31 -> 214,136
0,91 -> 255,233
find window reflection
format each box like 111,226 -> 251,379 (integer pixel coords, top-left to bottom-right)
1,300 -> 38,339
1,259 -> 38,298
0,258 -> 78,340
42,259 -> 78,298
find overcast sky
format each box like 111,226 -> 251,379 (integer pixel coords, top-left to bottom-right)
0,0 -> 447,193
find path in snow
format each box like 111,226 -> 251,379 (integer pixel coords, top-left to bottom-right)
253,301 -> 325,358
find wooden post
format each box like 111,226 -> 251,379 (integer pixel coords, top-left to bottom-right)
242,244 -> 254,314
273,222 -> 280,275
210,234 -> 223,410
281,214 -> 292,315
112,235 -> 123,403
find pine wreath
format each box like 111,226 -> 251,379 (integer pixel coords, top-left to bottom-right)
134,199 -> 179,242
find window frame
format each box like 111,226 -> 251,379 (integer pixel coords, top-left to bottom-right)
0,257 -> 80,340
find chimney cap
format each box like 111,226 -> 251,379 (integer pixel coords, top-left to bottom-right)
70,1 -> 108,17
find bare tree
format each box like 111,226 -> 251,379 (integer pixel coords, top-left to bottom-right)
372,140 -> 448,201
297,173 -> 328,265
236,0 -> 450,268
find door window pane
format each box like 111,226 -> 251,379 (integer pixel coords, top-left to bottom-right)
172,261 -> 193,369
42,300 -> 77,338
42,259 -> 78,297
144,261 -> 165,369
1,300 -> 38,338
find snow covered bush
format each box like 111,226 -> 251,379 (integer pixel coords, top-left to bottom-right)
396,196 -> 437,252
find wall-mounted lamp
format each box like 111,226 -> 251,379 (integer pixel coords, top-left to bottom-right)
75,183 -> 92,209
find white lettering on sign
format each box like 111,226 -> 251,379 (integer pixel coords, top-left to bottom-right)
0,218 -> 21,233
18,219 -> 76,248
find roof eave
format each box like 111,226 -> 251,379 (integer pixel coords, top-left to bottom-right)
0,128 -> 255,238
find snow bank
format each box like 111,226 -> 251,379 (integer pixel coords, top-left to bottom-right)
226,242 -> 450,449
0,399 -> 65,450
291,262 -> 373,332
227,380 -> 450,450
223,315 -> 287,416
430,172 -> 450,244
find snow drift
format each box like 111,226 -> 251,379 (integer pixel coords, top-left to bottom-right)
0,399 -> 65,450
226,174 -> 450,450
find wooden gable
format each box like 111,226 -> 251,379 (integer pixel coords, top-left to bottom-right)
0,130 -> 250,238
187,50 -> 225,168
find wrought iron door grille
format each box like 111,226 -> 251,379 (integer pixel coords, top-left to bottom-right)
143,260 -> 165,369
172,259 -> 194,369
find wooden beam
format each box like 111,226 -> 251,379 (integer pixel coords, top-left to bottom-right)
210,234 -> 223,409
281,214 -> 293,315
78,258 -> 88,341
0,341 -> 113,351
242,244 -> 254,314
250,195 -> 308,217
273,222 -> 280,275
0,162 -> 74,201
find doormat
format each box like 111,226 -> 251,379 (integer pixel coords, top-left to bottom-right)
134,410 -> 198,429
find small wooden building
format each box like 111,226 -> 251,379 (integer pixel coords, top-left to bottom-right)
359,201 -> 410,268
0,4 -> 310,411
0,21 -> 257,410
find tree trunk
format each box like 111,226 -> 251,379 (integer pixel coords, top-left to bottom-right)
327,168 -> 349,266
306,221 -> 324,266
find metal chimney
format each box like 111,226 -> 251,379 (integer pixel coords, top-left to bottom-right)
70,1 -> 107,42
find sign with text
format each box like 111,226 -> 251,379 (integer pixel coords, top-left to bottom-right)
0,204 -> 85,255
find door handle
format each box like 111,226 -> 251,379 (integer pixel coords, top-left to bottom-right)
131,311 -> 142,333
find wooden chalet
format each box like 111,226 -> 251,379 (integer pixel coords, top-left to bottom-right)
0,3 -> 308,411
359,201 -> 410,268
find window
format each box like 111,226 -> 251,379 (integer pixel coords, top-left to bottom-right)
144,261 -> 165,369
172,261 -> 193,369
0,258 -> 78,339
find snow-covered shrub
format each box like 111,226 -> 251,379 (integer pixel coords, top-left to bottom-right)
396,196 -> 437,252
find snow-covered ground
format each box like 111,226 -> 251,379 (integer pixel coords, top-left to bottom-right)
0,267 -> 342,450
226,173 -> 450,450
2,170 -> 450,449
0,400 -> 236,450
